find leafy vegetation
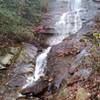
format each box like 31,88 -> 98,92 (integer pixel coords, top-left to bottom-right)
0,0 -> 42,34
82,32 -> 100,72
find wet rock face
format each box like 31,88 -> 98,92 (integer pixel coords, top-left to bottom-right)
20,37 -> 84,96
49,37 -> 83,57
0,42 -> 38,99
21,80 -> 48,96
46,37 -> 84,90
18,43 -> 37,64
8,43 -> 38,87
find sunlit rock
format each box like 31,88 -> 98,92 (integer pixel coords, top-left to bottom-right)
0,54 -> 14,65
0,46 -> 21,67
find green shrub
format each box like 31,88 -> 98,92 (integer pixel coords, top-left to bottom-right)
0,0 -> 42,34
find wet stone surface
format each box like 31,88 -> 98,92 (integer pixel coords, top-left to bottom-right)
7,43 -> 37,87
0,42 -> 38,99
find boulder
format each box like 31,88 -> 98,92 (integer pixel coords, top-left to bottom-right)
7,43 -> 38,87
21,80 -> 48,96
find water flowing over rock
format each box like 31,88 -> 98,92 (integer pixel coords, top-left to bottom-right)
0,42 -> 38,99
8,43 -> 37,87
34,47 -> 51,81
0,0 -> 100,99
46,36 -> 84,89
20,0 -> 100,98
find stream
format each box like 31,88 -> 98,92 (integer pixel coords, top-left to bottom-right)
34,0 -> 83,81
23,0 -> 100,88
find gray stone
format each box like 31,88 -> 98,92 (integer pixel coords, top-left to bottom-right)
7,43 -> 38,88
0,54 -> 14,65
8,75 -> 27,87
75,68 -> 92,79
13,63 -> 34,74
0,64 -> 5,69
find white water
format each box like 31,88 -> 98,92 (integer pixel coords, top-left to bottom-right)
23,0 -> 83,88
47,0 -> 83,45
22,47 -> 51,88
34,47 -> 51,81
70,0 -> 81,10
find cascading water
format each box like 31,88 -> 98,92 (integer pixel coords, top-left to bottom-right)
34,47 -> 51,81
23,0 -> 87,88
47,0 -> 83,46
70,0 -> 81,10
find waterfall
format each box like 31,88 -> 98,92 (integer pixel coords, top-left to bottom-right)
70,0 -> 81,10
55,0 -> 82,35
23,0 -> 83,88
33,0 -> 82,81
34,47 -> 51,81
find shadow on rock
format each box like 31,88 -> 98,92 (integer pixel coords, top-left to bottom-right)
20,80 -> 48,97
